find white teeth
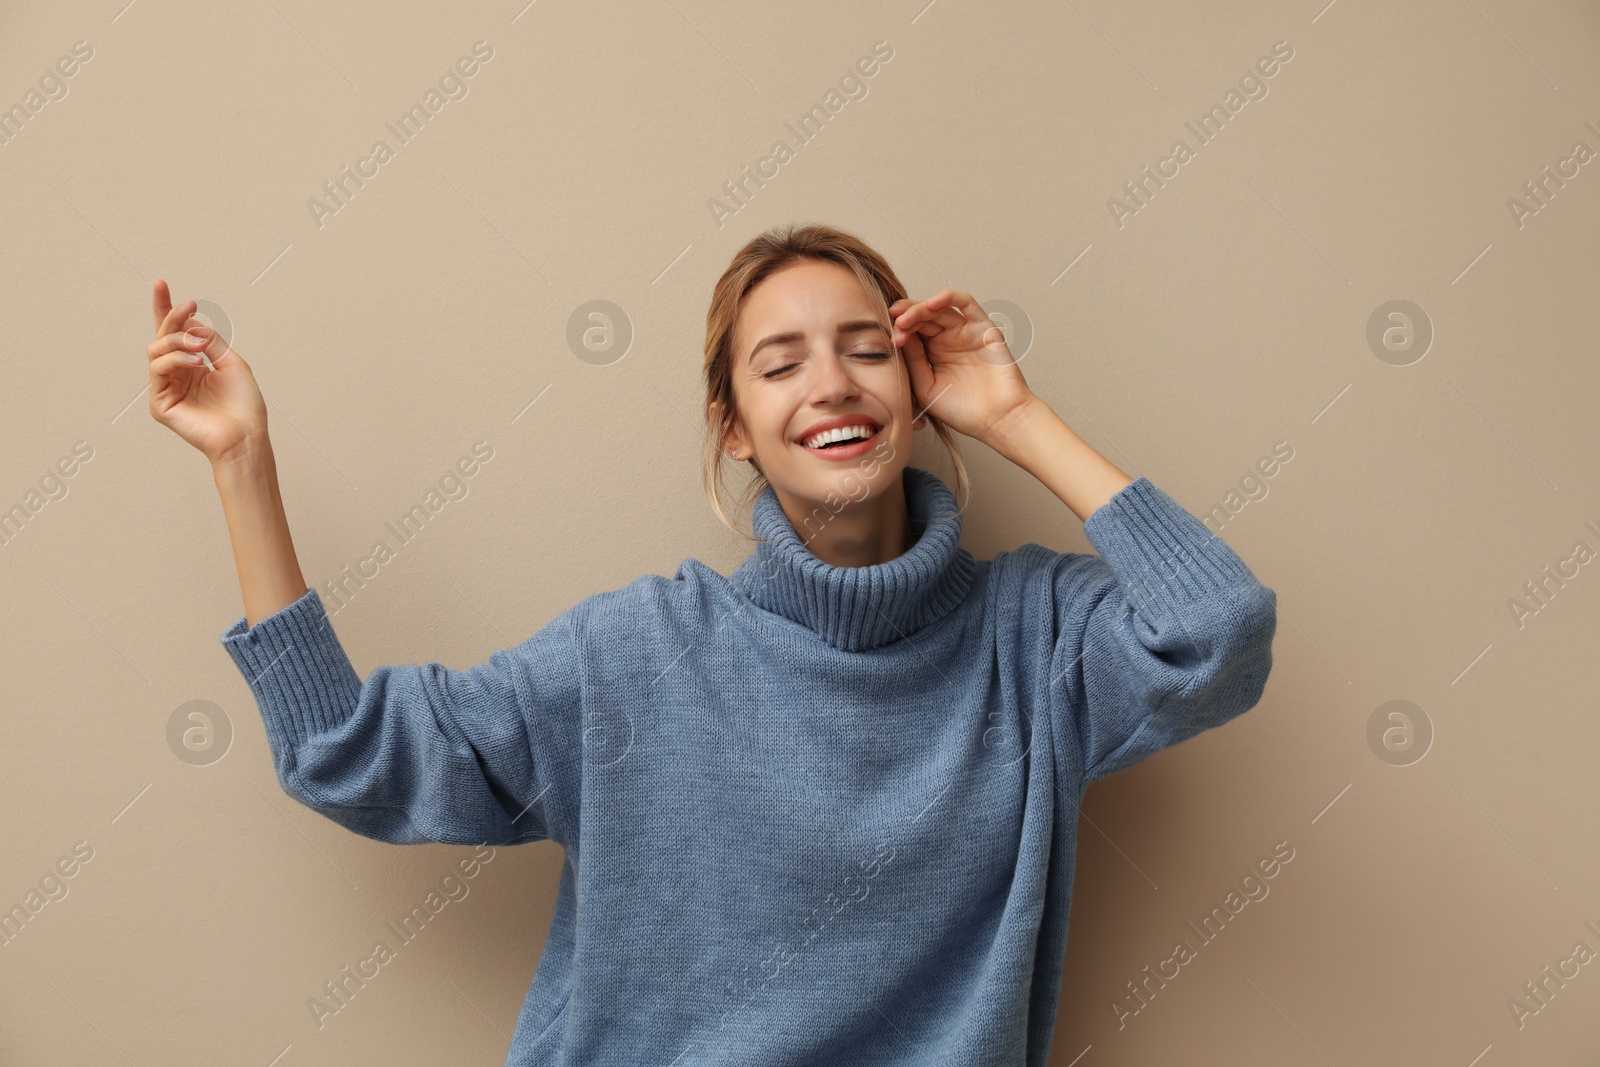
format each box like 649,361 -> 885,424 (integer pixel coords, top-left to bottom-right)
802,424 -> 876,449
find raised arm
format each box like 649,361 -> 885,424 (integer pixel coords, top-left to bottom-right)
145,279 -> 305,625
1046,477 -> 1277,783
985,395 -> 1275,785
147,279 -> 582,846
220,587 -> 584,846
983,401 -> 1276,783
890,290 -> 1276,784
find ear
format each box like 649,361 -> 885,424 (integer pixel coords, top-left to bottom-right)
711,400 -> 750,459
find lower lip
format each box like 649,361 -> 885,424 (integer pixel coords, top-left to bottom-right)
798,427 -> 882,462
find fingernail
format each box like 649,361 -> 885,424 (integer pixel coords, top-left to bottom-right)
181,351 -> 207,364
185,331 -> 206,347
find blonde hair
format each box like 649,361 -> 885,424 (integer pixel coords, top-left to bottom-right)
701,222 -> 969,539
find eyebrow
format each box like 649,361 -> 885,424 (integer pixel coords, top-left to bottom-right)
746,319 -> 889,364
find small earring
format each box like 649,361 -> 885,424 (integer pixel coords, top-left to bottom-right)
730,450 -> 742,459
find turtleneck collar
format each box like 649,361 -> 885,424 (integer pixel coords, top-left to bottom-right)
730,465 -> 976,652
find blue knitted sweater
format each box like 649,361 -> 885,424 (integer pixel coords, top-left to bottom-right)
220,466 -> 1277,1066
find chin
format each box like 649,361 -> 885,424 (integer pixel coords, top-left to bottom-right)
785,434 -> 907,505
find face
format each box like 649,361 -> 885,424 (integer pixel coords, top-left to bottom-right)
718,259 -> 919,511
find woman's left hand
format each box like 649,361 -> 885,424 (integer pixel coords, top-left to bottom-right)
890,290 -> 1035,444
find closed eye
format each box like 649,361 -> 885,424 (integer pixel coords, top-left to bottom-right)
760,351 -> 890,380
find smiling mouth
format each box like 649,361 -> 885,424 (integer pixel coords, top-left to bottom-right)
799,422 -> 882,450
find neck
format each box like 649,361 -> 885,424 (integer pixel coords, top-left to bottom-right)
773,476 -> 912,568
734,466 -> 974,652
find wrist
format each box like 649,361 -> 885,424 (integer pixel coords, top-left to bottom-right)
980,393 -> 1052,459
211,435 -> 274,478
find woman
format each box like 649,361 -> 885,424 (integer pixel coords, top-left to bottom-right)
147,223 -> 1277,1065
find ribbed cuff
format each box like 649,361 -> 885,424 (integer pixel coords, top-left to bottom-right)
1081,477 -> 1262,617
219,586 -> 364,753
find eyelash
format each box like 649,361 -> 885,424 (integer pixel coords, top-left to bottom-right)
762,351 -> 891,380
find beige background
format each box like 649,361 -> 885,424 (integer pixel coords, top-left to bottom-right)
3,0 -> 1598,1062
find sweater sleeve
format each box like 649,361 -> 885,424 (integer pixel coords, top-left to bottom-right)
1050,476 -> 1277,785
219,586 -> 584,848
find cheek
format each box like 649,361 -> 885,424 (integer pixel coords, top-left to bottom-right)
747,395 -> 794,442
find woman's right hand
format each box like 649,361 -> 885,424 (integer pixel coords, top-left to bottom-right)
147,279 -> 270,466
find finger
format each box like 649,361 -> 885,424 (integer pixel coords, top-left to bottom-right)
885,300 -> 914,338
158,297 -> 198,341
152,279 -> 172,334
148,327 -> 213,363
151,283 -> 199,344
928,289 -> 990,327
899,326 -> 927,371
892,309 -> 947,345
893,298 -> 932,326
914,293 -> 972,332
891,300 -> 934,338
178,312 -> 237,358
149,348 -> 211,380
893,297 -> 963,336
902,331 -> 936,407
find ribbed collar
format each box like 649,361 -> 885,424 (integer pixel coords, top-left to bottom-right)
731,466 -> 976,652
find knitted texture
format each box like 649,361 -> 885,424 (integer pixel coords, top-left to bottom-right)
220,466 -> 1277,1065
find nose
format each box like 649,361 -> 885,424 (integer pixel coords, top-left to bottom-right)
807,350 -> 859,407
